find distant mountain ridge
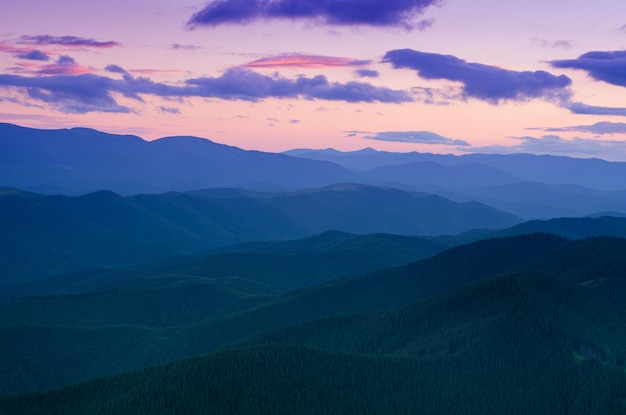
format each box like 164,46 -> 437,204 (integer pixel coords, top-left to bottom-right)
286,147 -> 626,218
285,147 -> 626,190
3,123 -> 626,220
0,123 -> 356,194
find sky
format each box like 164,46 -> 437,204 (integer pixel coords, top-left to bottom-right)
1,0 -> 626,160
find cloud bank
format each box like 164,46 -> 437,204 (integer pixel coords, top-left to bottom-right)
383,49 -> 572,103
0,66 -> 412,113
543,121 -> 626,135
187,0 -> 440,30
551,50 -> 626,88
364,130 -> 470,146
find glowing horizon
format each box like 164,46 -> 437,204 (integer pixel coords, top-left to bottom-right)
0,0 -> 625,160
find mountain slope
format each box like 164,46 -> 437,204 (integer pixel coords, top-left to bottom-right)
3,273 -> 626,414
3,234 -> 626,396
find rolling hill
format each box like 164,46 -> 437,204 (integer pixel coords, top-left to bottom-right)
3,233 -> 626,396
0,185 -> 520,287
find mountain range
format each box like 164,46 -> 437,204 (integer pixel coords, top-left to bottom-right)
2,122 -> 626,413
3,123 -> 626,218
0,185 -> 520,288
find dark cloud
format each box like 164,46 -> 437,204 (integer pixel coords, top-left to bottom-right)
543,121 -> 626,135
551,50 -> 626,88
355,69 -> 379,78
16,49 -> 49,61
19,35 -> 120,49
288,119 -> 300,123
383,49 -> 572,103
564,102 -> 626,117
0,67 -> 412,114
187,0 -> 441,30
364,130 -> 470,146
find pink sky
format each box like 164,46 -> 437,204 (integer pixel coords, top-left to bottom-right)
1,0 -> 626,159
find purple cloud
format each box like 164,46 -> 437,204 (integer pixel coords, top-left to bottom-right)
187,0 -> 441,30
105,64 -> 129,75
383,49 -> 572,103
19,35 -> 120,49
16,50 -> 49,61
551,50 -> 626,88
159,106 -> 181,115
33,55 -> 93,76
0,73 -> 132,113
355,69 -> 379,78
0,67 -> 412,114
178,68 -> 412,102
56,55 -> 76,65
363,130 -> 470,146
543,121 -> 626,135
564,102 -> 626,117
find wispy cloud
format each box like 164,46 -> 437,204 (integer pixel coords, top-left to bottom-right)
532,37 -> 575,49
129,68 -> 186,75
564,102 -> 626,117
0,66 -> 412,114
33,55 -> 94,76
186,0 -> 441,30
18,35 -> 120,49
159,106 -> 181,115
169,43 -> 201,51
242,54 -> 371,69
383,49 -> 572,103
462,135 -> 626,159
541,121 -> 626,135
0,42 -> 52,62
362,130 -> 471,146
551,50 -> 626,88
